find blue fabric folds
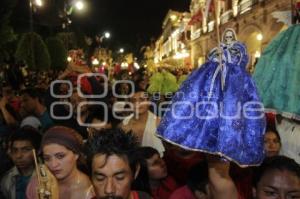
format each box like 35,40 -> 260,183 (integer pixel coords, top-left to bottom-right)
157,42 -> 266,167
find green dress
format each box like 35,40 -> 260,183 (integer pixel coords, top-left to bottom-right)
253,25 -> 300,118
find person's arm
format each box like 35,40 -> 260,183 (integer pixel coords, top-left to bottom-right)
207,155 -> 238,199
0,175 -> 9,199
0,97 -> 18,126
57,67 -> 74,80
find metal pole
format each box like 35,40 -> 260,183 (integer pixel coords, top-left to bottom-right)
29,0 -> 33,32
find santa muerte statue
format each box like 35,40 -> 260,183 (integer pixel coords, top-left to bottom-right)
157,27 -> 266,167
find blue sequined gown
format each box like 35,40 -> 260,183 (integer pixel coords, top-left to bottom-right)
157,42 -> 266,167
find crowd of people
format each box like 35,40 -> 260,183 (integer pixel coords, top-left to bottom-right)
0,52 -> 300,199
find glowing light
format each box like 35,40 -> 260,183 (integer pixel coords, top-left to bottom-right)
173,51 -> 190,59
134,62 -> 140,69
67,56 -> 72,62
102,62 -> 106,66
75,1 -> 84,10
119,48 -> 124,53
92,58 -> 99,65
104,32 -> 110,39
233,6 -> 238,17
121,62 -> 129,69
170,15 -> 177,21
255,51 -> 261,58
256,33 -> 263,41
35,0 -> 43,7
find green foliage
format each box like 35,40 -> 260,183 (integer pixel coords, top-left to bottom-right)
46,37 -> 67,71
0,26 -> 16,62
15,32 -> 51,71
0,0 -> 17,63
76,30 -> 88,51
56,32 -> 78,50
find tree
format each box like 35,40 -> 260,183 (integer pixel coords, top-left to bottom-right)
46,37 -> 67,71
56,32 -> 78,50
15,32 -> 51,71
0,0 -> 17,63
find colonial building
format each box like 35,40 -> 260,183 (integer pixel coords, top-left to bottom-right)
189,0 -> 290,70
153,10 -> 191,68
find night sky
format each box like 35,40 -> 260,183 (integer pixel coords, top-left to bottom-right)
11,0 -> 191,55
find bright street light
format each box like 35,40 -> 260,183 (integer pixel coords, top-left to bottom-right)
75,0 -> 85,11
35,0 -> 43,7
104,32 -> 110,39
119,48 -> 124,53
67,56 -> 72,62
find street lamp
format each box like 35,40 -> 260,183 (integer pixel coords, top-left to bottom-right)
104,32 -> 110,39
75,0 -> 85,11
34,0 -> 43,7
119,48 -> 124,53
65,0 -> 86,16
29,0 -> 44,32
96,32 -> 111,43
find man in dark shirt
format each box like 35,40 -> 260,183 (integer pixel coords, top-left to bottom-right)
0,127 -> 41,199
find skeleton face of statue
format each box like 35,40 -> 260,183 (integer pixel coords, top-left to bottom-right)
224,30 -> 235,45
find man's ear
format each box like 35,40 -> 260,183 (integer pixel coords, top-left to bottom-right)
134,163 -> 141,179
252,187 -> 257,199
